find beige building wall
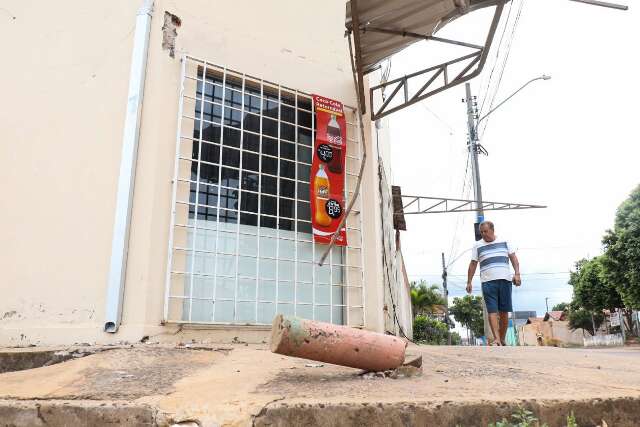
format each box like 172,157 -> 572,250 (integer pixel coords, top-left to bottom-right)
0,0 -> 399,346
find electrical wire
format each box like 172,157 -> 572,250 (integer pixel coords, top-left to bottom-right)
479,0 -> 527,139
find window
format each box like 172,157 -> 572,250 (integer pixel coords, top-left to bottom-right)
165,57 -> 364,327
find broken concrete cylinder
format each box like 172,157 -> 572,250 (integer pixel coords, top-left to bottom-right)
270,314 -> 407,372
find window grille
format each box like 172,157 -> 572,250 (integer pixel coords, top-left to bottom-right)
164,56 -> 365,327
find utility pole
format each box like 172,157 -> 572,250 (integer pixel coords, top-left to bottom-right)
545,297 -> 550,314
441,252 -> 451,345
465,83 -> 484,241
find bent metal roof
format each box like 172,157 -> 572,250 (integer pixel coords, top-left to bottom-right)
345,0 -> 507,75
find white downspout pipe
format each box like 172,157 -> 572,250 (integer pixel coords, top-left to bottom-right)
104,0 -> 154,333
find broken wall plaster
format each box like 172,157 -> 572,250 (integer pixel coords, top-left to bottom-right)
162,11 -> 181,58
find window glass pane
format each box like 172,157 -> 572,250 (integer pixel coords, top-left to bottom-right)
298,283 -> 313,303
222,147 -> 240,168
238,256 -> 256,278
216,254 -> 236,276
241,171 -> 259,191
218,208 -> 238,224
216,276 -> 235,298
280,160 -> 295,180
297,202 -> 310,220
297,182 -> 310,201
297,145 -> 312,164
258,280 -> 276,301
279,199 -> 294,219
260,216 -> 277,230
214,300 -> 234,322
297,304 -> 313,320
200,142 -> 220,164
258,302 -> 276,325
199,183 -> 218,207
258,302 -> 276,323
244,93 -> 261,113
264,99 -> 279,119
281,105 -> 295,123
259,258 -> 277,279
261,155 -> 278,176
239,234 -> 257,257
279,178 -> 295,198
297,110 -> 312,128
278,218 -> 294,231
240,212 -> 258,227
202,102 -> 222,123
281,92 -> 296,107
261,175 -> 277,195
244,113 -> 260,133
197,163 -> 219,185
297,263 -> 313,283
278,283 -> 294,303
201,122 -> 221,143
240,191 -> 258,213
278,303 -> 294,317
242,151 -> 259,172
219,187 -> 238,210
221,167 -> 239,188
237,302 -> 256,323
223,127 -> 241,148
224,107 -> 242,128
280,141 -> 295,160
280,122 -> 295,142
298,97 -> 312,111
298,127 -> 312,146
262,117 -> 278,137
224,74 -> 243,91
244,132 -> 260,152
197,206 -> 217,221
262,137 -> 278,156
261,195 -> 277,216
297,241 -> 313,261
279,239 -> 295,260
224,88 -> 243,109
297,163 -> 310,182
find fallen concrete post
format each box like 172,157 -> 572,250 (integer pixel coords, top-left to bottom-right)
270,314 -> 406,372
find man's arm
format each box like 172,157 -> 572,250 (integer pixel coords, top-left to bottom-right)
466,260 -> 478,294
508,253 -> 521,286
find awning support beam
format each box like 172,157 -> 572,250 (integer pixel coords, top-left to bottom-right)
362,1 -> 506,121
398,194 -> 546,215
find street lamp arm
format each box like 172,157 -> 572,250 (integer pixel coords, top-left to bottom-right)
476,75 -> 551,126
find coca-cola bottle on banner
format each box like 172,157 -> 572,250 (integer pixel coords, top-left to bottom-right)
326,114 -> 343,174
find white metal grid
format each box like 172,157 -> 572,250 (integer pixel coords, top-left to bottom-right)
164,56 -> 365,326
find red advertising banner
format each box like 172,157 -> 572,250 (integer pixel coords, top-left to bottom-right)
311,95 -> 347,246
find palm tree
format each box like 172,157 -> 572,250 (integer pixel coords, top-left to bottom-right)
410,281 -> 446,319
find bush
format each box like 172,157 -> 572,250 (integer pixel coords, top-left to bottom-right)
413,315 -> 449,345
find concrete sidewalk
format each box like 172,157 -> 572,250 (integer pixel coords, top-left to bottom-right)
1,343 -> 639,426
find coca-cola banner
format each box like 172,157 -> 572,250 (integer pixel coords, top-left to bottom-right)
310,95 -> 347,246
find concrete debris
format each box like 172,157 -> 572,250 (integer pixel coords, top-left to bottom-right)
358,365 -> 421,380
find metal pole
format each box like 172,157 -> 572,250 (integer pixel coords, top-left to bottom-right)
465,83 -> 484,239
568,0 -> 628,10
442,252 -> 451,345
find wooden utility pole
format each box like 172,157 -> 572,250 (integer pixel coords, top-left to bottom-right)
441,252 -> 451,345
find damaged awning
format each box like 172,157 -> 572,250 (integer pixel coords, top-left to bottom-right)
345,0 -> 509,120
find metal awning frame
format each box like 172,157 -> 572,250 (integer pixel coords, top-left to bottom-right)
347,0 -> 507,121
398,194 -> 546,215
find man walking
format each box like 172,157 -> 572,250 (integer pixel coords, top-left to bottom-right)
466,221 -> 521,346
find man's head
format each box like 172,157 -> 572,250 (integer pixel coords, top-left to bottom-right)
479,220 -> 495,242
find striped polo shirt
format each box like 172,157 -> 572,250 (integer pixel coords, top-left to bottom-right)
471,237 -> 515,283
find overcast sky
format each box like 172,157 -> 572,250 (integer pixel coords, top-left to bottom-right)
385,0 -> 639,320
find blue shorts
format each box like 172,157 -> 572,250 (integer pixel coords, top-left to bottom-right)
482,279 -> 513,313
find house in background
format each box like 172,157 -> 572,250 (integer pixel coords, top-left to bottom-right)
518,312 -> 584,346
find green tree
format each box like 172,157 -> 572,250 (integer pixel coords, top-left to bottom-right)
410,281 -> 445,319
569,257 -> 622,312
413,315 -> 449,344
450,295 -> 484,338
602,184 -> 640,309
567,306 -> 604,336
552,302 -> 569,312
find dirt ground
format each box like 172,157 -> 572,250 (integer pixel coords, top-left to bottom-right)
1,343 -> 639,426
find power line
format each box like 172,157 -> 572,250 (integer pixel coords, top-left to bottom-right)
479,0 -> 527,138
